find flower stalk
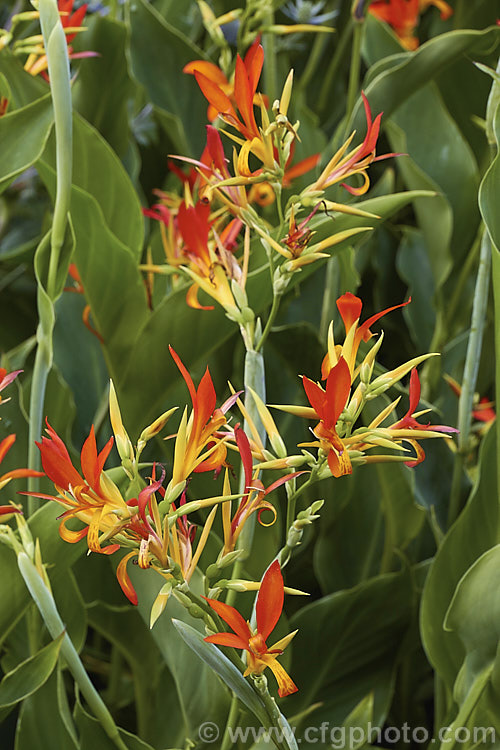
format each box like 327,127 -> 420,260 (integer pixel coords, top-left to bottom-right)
17,552 -> 129,750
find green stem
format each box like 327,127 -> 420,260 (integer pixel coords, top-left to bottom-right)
345,20 -> 363,132
448,230 -> 491,527
221,695 -> 240,750
226,348 -> 267,607
28,0 -> 73,508
27,338 -> 51,512
319,256 -> 338,343
39,0 -> 73,300
296,33 -> 329,94
318,19 -> 353,116
256,293 -> 281,352
17,552 -> 129,750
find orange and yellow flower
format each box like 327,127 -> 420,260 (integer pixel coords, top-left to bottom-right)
169,346 -> 239,489
311,92 -> 396,196
31,421 -> 132,554
204,560 -> 298,697
321,292 -> 410,379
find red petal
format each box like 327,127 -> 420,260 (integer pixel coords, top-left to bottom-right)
204,632 -> 249,649
116,551 -> 139,605
256,560 -> 283,641
302,377 -> 326,421
0,434 -> 15,464
337,293 -> 363,333
243,38 -> 264,95
203,596 -> 251,643
170,346 -> 197,408
324,358 -> 351,429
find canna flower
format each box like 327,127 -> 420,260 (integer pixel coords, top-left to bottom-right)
322,292 -> 410,379
369,0 -> 452,50
185,39 -> 276,176
389,369 -> 458,466
0,434 -> 44,491
169,347 -> 239,490
311,92 -> 396,196
0,97 -> 8,116
184,38 -> 264,141
176,200 -> 240,313
301,357 -> 353,477
204,560 -> 298,697
30,421 -> 133,554
222,426 -> 303,553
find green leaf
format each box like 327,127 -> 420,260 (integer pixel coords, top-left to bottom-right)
445,544 -> 500,705
351,24 -> 500,134
286,570 -> 413,728
420,428 -> 499,696
72,16 -> 135,156
15,670 -> 78,750
0,94 -> 53,193
126,0 -> 208,155
173,619 -> 271,729
129,566 -> 230,741
0,631 -> 63,707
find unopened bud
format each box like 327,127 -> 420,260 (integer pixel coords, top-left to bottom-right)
138,408 -> 177,450
231,278 -> 249,309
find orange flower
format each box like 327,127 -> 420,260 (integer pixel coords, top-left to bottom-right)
390,369 -> 458,466
204,560 -> 298,697
312,92 -> 396,195
64,264 -> 103,342
169,347 -> 239,488
321,292 -> 410,378
176,200 -> 240,312
301,357 -> 353,477
184,38 -> 264,141
369,0 -> 452,50
31,421 -> 131,554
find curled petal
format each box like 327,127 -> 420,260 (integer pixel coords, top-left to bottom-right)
116,551 -> 139,605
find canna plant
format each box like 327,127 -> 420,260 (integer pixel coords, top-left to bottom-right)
0,0 -> 499,749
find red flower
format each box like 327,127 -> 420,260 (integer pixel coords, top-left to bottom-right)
204,560 -> 298,697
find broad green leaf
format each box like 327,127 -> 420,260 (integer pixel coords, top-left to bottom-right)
129,565 -> 230,743
15,670 -> 78,750
286,570 -> 413,729
0,94 -> 53,193
479,101 -> 500,494
172,619 -> 270,730
0,632 -> 63,707
420,429 -> 499,697
351,23 -> 500,134
342,693 -> 374,750
396,228 -> 435,352
126,0 -> 208,155
39,113 -> 144,254
445,544 -> 500,706
72,16 -> 135,157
